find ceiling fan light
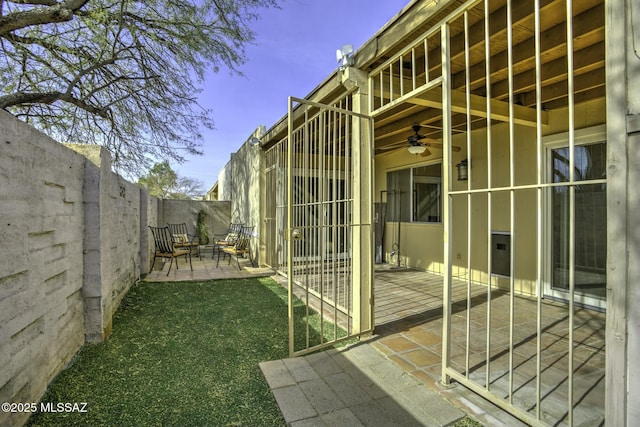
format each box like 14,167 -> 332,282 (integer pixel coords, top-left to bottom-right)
408,145 -> 427,155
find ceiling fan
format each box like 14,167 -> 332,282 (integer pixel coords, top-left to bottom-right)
381,123 -> 462,156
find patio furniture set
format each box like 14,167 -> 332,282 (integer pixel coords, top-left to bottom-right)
148,223 -> 255,275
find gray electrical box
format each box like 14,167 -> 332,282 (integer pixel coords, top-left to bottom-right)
491,232 -> 511,277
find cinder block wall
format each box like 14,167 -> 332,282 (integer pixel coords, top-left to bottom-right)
0,111 -> 164,426
1,112 -> 88,427
0,110 -> 231,426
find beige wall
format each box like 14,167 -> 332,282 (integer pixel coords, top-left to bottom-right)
216,132 -> 264,265
374,97 -> 606,296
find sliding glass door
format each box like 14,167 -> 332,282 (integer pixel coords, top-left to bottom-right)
546,133 -> 607,310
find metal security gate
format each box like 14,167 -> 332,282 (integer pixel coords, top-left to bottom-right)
283,96 -> 374,357
367,0 -> 606,425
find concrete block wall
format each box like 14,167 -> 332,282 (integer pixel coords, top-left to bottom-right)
0,110 -> 229,426
0,111 -> 168,426
1,112 -> 88,427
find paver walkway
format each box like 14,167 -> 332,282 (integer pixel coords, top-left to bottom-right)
260,342 -> 466,427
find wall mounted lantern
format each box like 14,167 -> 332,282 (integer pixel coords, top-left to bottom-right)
456,159 -> 468,181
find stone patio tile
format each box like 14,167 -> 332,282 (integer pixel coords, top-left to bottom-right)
271,384 -> 317,422
388,354 -> 418,372
299,378 -> 346,415
305,351 -> 343,377
396,384 -> 466,426
259,359 -> 296,389
403,348 -> 441,369
320,408 -> 364,426
283,357 -> 320,382
350,400 -> 399,427
345,366 -> 389,400
378,335 -> 421,352
324,371 -> 372,406
368,359 -> 422,392
404,329 -> 442,346
374,396 -> 428,427
341,343 -> 387,367
290,417 -> 327,427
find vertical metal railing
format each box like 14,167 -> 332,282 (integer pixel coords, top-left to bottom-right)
286,96 -> 372,356
431,0 -> 604,425
264,137 -> 288,272
534,0 -> 544,420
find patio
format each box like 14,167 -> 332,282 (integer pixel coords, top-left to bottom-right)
144,247 -> 274,282
145,258 -> 605,426
371,267 -> 605,427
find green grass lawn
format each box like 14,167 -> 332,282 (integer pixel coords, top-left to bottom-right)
27,277 -> 482,427
28,278 -> 290,427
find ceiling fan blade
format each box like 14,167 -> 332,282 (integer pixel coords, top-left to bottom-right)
420,147 -> 432,157
421,142 -> 462,152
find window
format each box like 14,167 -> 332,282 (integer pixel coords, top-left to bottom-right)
386,163 -> 442,223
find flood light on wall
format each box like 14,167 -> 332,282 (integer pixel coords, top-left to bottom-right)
456,159 -> 468,181
336,44 -> 354,70
248,137 -> 261,147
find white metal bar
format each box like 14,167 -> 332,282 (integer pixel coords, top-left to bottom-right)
447,179 -> 607,196
389,64 -> 394,102
483,0 -> 493,391
380,72 -> 384,109
331,109 -> 339,341
534,0 -> 543,420
507,0 -> 515,404
445,368 -> 548,427
464,9 -> 472,380
399,56 -> 404,97
319,110 -> 326,346
424,38 -> 430,83
441,20 -> 453,386
566,0 -> 576,423
287,97 -> 295,357
412,48 -> 417,91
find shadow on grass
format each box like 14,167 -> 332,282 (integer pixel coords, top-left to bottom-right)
27,277 -> 340,427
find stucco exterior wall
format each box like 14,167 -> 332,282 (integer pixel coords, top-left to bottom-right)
374,97 -> 606,296
216,137 -> 263,265
161,199 -> 231,244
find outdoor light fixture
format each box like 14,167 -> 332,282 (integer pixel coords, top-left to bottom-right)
336,44 -> 354,71
456,159 -> 468,181
248,137 -> 261,147
408,145 -> 427,155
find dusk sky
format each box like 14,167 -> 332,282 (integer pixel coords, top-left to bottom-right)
173,0 -> 411,192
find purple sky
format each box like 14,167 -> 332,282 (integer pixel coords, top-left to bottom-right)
173,0 -> 410,192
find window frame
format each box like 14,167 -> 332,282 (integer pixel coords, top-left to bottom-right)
386,161 -> 443,224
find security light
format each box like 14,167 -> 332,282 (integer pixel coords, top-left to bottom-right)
336,44 -> 354,70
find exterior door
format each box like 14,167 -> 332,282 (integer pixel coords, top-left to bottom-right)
544,127 -> 607,310
286,96 -> 374,356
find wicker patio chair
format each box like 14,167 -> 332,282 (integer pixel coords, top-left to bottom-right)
167,222 -> 200,259
216,225 -> 254,269
149,226 -> 193,275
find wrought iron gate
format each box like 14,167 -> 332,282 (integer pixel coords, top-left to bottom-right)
279,96 -> 374,357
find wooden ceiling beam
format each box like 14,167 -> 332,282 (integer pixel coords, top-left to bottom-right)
406,86 -> 547,127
